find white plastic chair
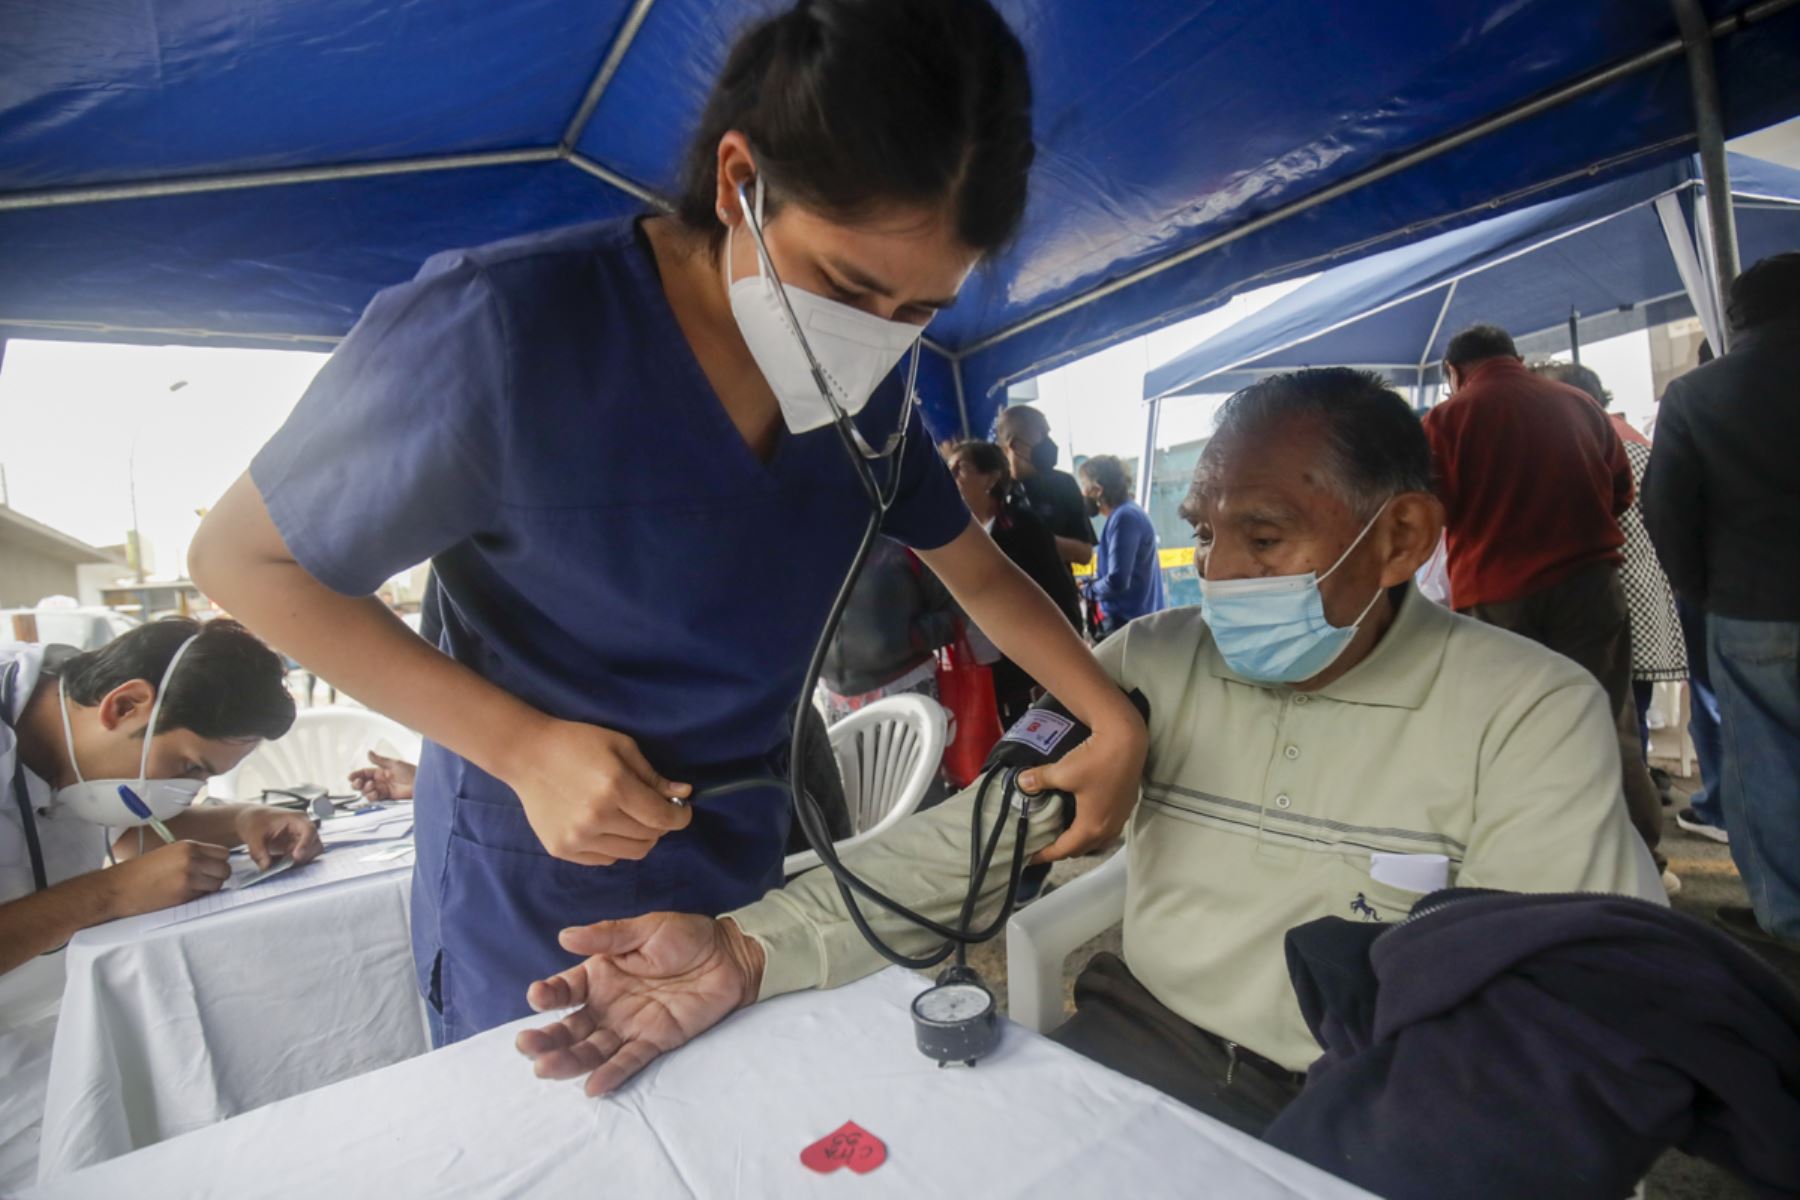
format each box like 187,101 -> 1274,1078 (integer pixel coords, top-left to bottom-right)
1006,831 -> 1668,1036
210,708 -> 423,802
782,693 -> 947,877
1005,848 -> 1127,1034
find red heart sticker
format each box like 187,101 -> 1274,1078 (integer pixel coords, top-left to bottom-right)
799,1121 -> 888,1175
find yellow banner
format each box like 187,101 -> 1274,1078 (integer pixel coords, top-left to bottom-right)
1072,545 -> 1194,577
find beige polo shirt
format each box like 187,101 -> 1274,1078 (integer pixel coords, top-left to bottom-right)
729,585 -> 1642,1071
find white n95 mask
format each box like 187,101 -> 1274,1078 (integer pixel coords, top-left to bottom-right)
51,634 -> 206,827
725,175 -> 925,435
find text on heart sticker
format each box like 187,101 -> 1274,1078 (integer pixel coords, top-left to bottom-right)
799,1121 -> 888,1175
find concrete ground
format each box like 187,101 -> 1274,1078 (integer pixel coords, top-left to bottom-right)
938,773 -> 1795,1200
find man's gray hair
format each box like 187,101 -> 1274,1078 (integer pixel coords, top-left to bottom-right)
1187,368 -> 1433,523
991,403 -> 1049,446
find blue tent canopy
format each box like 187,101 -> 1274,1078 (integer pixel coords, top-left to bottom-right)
4,0 -> 1800,439
1142,153 -> 1800,402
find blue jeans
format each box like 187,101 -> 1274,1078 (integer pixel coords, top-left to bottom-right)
1687,673 -> 1729,828
1708,614 -> 1800,940
1678,598 -> 1727,829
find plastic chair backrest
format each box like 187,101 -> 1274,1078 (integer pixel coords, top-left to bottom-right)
783,693 -> 947,877
210,707 -> 423,801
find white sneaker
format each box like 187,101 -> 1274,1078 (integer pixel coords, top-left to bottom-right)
1676,807 -> 1729,843
1662,868 -> 1682,898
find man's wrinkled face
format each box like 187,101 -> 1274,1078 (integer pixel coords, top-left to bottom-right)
1190,416 -> 1388,629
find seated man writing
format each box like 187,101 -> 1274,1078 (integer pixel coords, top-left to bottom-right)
0,618 -> 318,1188
517,369 -> 1647,1133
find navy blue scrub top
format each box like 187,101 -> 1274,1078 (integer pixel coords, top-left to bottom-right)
252,217 -> 969,1040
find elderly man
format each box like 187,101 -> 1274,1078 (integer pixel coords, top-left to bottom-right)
517,369 -> 1645,1135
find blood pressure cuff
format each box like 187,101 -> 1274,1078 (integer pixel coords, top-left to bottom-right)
980,689 -> 1152,828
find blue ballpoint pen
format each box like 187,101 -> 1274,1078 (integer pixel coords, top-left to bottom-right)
118,786 -> 177,844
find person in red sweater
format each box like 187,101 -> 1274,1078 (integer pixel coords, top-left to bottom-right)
1423,325 -> 1665,882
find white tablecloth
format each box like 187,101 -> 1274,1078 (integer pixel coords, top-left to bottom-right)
35,863 -> 425,1182
26,969 -> 1370,1199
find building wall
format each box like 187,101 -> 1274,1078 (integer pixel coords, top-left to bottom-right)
1649,317 -> 1706,421
75,562 -> 131,607
0,545 -> 79,607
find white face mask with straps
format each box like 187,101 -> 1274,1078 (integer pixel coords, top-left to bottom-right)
51,634 -> 206,827
723,174 -> 926,435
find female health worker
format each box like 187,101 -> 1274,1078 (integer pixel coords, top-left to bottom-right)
190,0 -> 1148,1043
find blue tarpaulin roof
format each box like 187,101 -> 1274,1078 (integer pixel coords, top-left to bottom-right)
1142,152 -> 1800,401
4,0 -> 1800,439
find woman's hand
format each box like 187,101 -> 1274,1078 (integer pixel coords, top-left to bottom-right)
516,913 -> 763,1096
918,522 -> 1150,862
504,719 -> 694,865
1019,699 -> 1147,864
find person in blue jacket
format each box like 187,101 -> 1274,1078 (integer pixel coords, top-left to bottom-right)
1079,454 -> 1166,635
190,0 -> 1148,1044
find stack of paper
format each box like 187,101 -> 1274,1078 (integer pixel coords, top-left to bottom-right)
122,845 -> 413,933
317,804 -> 414,846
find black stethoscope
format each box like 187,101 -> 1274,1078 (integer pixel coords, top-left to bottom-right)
726,174 -> 1042,1065
2,660 -> 49,895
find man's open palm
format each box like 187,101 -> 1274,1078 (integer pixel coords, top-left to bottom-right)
515,912 -> 761,1096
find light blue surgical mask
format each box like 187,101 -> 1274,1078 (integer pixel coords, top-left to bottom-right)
1199,503 -> 1390,684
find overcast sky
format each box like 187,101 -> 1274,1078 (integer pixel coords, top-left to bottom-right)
0,340 -> 327,579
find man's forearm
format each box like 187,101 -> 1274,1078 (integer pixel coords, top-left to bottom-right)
1055,535 -> 1095,567
0,873 -> 117,976
727,786 -> 1066,999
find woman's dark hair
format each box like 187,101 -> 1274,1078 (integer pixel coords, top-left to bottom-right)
950,439 -> 1011,500
675,0 -> 1034,253
56,618 -> 296,742
1078,454 -> 1132,507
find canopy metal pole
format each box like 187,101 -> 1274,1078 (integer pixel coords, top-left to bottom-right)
1415,279 -> 1459,395
1672,0 -> 1743,350
1136,395 -> 1160,509
561,0 -> 660,152
1655,191 -> 1725,350
950,357 -> 972,439
0,148 -> 562,212
956,0 -> 1795,362
1568,307 -> 1582,364
566,152 -> 668,209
